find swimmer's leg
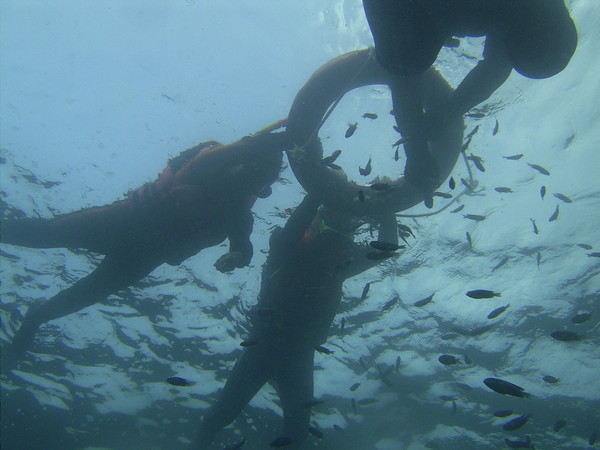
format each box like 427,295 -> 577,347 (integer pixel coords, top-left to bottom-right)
196,346 -> 271,448
9,252 -> 161,355
274,348 -> 314,447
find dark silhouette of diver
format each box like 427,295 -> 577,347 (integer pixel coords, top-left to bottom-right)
0,132 -> 288,357
362,0 -> 577,202
196,194 -> 398,448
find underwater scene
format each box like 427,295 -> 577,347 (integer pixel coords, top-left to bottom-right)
1,1 -> 599,449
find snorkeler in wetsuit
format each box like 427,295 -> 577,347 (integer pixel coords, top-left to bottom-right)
362,0 -> 577,204
196,194 -> 398,448
0,132 -> 288,357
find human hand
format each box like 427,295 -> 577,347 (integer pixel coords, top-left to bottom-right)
214,251 -> 246,273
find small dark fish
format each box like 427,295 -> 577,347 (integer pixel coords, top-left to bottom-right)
308,426 -> 324,440
349,382 -> 361,392
504,437 -> 535,449
463,214 -> 486,222
449,177 -> 456,190
494,409 -> 514,418
466,232 -> 472,249
551,330 -> 583,342
540,185 -> 546,199
321,150 -> 341,166
483,378 -> 531,398
577,243 -> 593,250
393,136 -> 410,147
395,356 -> 401,372
438,355 -> 461,365
240,339 -> 260,347
571,312 -> 592,324
360,282 -> 371,300
543,375 -> 560,384
536,251 -> 541,269
433,191 -> 452,198
462,136 -> 474,153
466,112 -> 486,119
589,252 -> 600,258
492,257 -> 509,272
467,289 -> 501,299
451,204 -> 465,213
493,119 -> 499,136
301,399 -> 324,409
315,345 -> 334,354
351,398 -> 357,414
466,125 -> 480,140
503,154 -> 523,160
166,376 -> 191,387
340,317 -> 346,335
271,436 -> 293,447
333,425 -> 344,433
394,148 -> 399,161
414,293 -> 434,307
397,224 -> 415,238
589,430 -> 598,445
530,218 -> 539,235
366,251 -> 396,260
467,154 -> 485,172
381,296 -> 398,312
369,183 -> 391,191
224,438 -> 246,450
357,190 -> 366,202
357,398 -> 379,406
370,241 -> 404,252
362,112 -> 378,119
495,187 -> 513,193
553,192 -> 572,203
528,163 -> 550,176
503,414 -> 530,431
359,158 -> 372,176
487,304 -> 510,319
461,178 -> 473,191
553,419 -> 567,432
548,205 -> 559,222
345,122 -> 358,138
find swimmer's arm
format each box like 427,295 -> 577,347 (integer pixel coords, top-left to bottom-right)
446,35 -> 513,115
214,209 -> 254,272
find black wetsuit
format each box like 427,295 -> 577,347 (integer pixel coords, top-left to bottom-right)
197,195 -> 397,448
0,133 -> 287,357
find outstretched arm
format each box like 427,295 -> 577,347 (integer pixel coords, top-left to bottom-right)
446,35 -> 513,115
214,207 -> 255,273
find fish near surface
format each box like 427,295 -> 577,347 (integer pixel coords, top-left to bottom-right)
548,205 -> 559,222
359,157 -> 372,176
530,219 -> 539,235
495,187 -> 513,193
315,345 -> 335,354
438,355 -> 461,365
571,312 -> 592,324
494,409 -> 514,417
414,293 -> 434,307
166,376 -> 192,387
360,282 -> 371,300
543,375 -> 560,384
503,414 -> 530,431
528,163 -> 550,175
345,122 -> 358,138
553,192 -> 572,203
467,289 -> 501,299
362,112 -> 377,119
484,378 -> 531,398
321,150 -> 341,166
449,177 -> 456,189
551,330 -> 583,341
487,304 -> 510,319
540,186 -> 547,199
463,214 -> 486,222
503,154 -> 523,160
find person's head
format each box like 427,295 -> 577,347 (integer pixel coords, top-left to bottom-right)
504,0 -> 577,79
229,149 -> 283,198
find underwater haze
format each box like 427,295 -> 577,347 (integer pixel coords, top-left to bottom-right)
1,1 -> 599,449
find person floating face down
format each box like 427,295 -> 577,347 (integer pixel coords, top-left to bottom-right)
362,0 -> 578,204
196,194 -> 398,448
0,131 -> 288,360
